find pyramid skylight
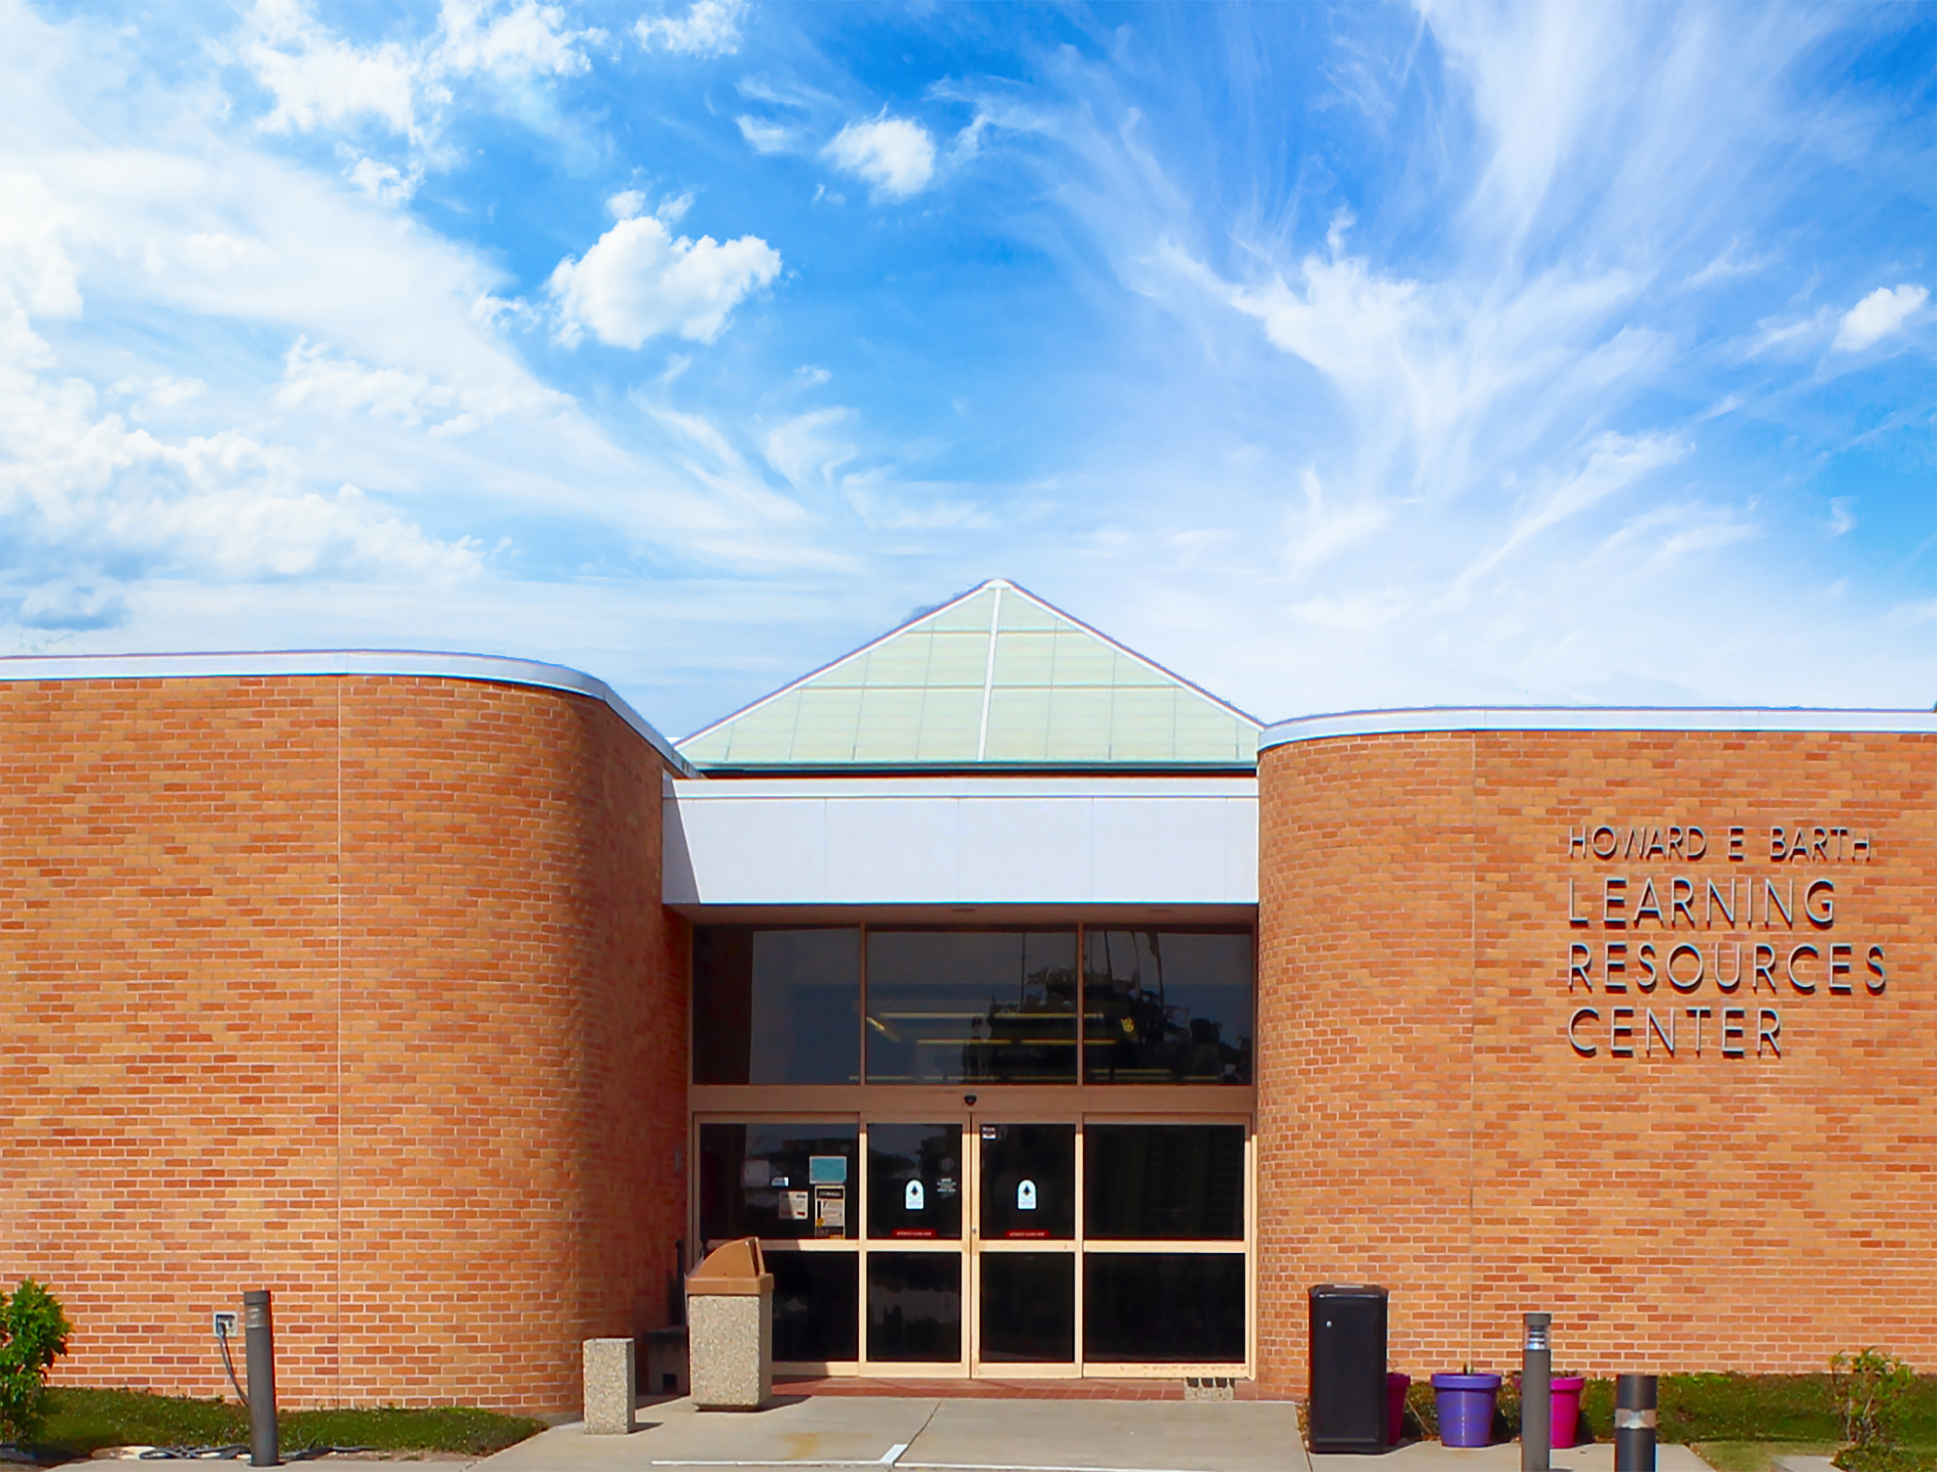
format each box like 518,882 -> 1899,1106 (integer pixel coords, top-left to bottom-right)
677,580 -> 1261,770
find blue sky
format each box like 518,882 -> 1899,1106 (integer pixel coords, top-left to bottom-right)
2,1 -> 1932,736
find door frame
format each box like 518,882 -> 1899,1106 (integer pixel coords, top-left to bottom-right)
690,1103 -> 1255,1380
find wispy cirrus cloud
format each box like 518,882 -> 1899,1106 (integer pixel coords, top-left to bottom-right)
636,0 -> 745,58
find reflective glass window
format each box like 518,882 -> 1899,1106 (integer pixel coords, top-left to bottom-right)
866,1253 -> 961,1363
771,1250 -> 858,1363
698,1123 -> 859,1242
1082,930 -> 1253,1084
865,930 -> 1078,1084
693,928 -> 860,1085
1085,1124 -> 1245,1240
868,1124 -> 963,1240
1083,1253 -> 1245,1362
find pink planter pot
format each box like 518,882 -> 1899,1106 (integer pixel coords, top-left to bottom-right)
1549,1376 -> 1586,1449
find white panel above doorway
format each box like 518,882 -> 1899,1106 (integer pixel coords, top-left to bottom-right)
663,775 -> 1258,908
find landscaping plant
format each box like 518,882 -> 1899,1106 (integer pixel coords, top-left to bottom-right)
0,1279 -> 72,1444
1831,1349 -> 1931,1472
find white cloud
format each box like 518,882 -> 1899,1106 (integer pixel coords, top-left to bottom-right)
736,116 -> 795,154
246,0 -> 420,136
1826,497 -> 1856,537
823,115 -> 936,200
0,364 -> 484,592
608,189 -> 646,220
548,215 -> 781,349
763,407 -> 855,489
0,172 -> 83,367
346,155 -> 422,204
241,0 -> 599,146
438,0 -> 595,80
1832,284 -> 1928,353
636,0 -> 744,57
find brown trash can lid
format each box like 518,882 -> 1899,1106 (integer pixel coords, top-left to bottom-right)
687,1237 -> 774,1295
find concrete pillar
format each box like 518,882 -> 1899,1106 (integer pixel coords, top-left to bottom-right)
582,1338 -> 636,1435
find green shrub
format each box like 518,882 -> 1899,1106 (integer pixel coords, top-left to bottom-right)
1833,1349 -> 1921,1451
0,1280 -> 72,1443
1833,1446 -> 1936,1472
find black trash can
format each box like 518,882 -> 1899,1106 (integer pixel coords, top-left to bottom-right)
1308,1283 -> 1389,1454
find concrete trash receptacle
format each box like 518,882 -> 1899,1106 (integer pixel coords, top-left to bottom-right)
686,1238 -> 774,1410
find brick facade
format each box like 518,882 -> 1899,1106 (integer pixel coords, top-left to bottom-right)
1256,729 -> 1937,1392
1,675 -> 688,1414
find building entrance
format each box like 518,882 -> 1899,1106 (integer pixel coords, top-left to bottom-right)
696,1115 -> 1250,1378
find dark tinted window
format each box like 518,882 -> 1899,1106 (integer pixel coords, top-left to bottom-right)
866,1253 -> 961,1363
1083,1253 -> 1245,1362
868,1124 -> 963,1240
770,1251 -> 858,1363
979,1123 -> 1075,1240
698,1123 -> 858,1242
694,928 -> 860,1085
1085,1124 -> 1245,1240
1083,930 -> 1253,1084
979,1253 -> 1074,1363
866,930 -> 1077,1084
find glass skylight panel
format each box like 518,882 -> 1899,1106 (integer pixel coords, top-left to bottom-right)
675,579 -> 1262,769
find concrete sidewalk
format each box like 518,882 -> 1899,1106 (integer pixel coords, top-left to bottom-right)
1310,1444 -> 1712,1472
478,1396 -> 1718,1472
480,1395 -> 1311,1472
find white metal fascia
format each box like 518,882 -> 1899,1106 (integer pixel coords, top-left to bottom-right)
663,775 -> 1259,907
1260,705 -> 1937,750
0,648 -> 692,773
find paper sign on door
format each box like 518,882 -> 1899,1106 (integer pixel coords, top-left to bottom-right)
1017,1179 -> 1037,1211
905,1179 -> 925,1211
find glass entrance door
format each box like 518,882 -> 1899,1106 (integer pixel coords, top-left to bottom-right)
972,1122 -> 1077,1372
703,1115 -> 1251,1379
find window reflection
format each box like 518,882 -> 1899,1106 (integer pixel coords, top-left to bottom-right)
1083,930 -> 1253,1084
693,927 -> 860,1085
698,1122 -> 858,1242
865,930 -> 1077,1084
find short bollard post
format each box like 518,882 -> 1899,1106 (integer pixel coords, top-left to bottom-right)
1615,1374 -> 1658,1472
1521,1314 -> 1552,1472
243,1290 -> 280,1468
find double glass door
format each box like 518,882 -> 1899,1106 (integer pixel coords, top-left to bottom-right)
696,1116 -> 1248,1377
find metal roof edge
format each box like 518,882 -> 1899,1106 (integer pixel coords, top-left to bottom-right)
0,649 -> 692,774
1260,704 -> 1937,749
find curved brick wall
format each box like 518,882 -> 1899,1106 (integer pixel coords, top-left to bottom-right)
2,674 -> 688,1413
1256,729 -> 1937,1392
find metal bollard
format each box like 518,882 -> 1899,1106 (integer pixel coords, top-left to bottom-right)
243,1290 -> 280,1468
1615,1374 -> 1657,1472
1522,1314 -> 1553,1472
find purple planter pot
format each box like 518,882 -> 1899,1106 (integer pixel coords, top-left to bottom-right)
1431,1373 -> 1502,1448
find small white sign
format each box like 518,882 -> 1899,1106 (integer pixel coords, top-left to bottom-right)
780,1190 -> 809,1220
1017,1179 -> 1037,1211
905,1179 -> 925,1212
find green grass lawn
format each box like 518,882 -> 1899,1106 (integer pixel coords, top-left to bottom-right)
1402,1372 -> 1936,1467
30,1387 -> 545,1458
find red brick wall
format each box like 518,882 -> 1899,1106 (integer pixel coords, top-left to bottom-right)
1257,729 -> 1937,1392
1,675 -> 689,1413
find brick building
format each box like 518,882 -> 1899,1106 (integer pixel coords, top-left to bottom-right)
5,581 -> 1932,1413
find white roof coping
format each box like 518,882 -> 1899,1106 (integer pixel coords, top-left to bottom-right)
0,649 -> 691,773
1261,704 -> 1937,750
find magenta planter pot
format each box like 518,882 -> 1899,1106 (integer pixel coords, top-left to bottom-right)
1432,1373 -> 1501,1448
1549,1375 -> 1586,1449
